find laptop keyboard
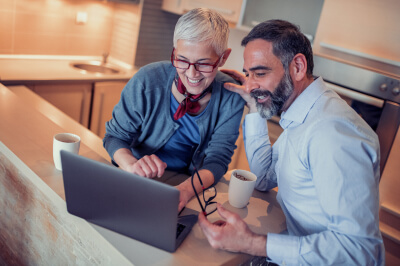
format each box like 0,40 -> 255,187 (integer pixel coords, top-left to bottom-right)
176,222 -> 186,238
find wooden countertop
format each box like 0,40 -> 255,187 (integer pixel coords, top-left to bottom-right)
0,83 -> 109,199
0,83 -> 286,265
0,55 -> 136,84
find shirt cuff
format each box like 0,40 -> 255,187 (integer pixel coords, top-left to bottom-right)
243,113 -> 268,137
103,136 -> 132,160
267,233 -> 300,266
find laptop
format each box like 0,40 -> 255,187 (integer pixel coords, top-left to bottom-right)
60,150 -> 198,253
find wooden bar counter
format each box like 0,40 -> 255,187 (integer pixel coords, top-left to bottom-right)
0,83 -> 286,265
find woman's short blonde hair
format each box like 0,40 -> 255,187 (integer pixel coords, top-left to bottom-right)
173,8 -> 229,56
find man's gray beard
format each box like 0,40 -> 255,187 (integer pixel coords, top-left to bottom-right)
255,71 -> 294,119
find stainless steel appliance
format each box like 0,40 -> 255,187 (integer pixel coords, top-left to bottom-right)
313,55 -> 400,174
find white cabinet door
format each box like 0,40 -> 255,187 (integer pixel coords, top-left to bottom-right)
90,81 -> 127,138
162,0 -> 243,24
238,0 -> 324,43
33,83 -> 92,128
184,0 -> 243,23
162,0 -> 185,14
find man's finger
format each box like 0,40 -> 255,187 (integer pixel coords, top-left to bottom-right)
198,212 -> 212,233
220,69 -> 237,75
213,220 -> 226,226
221,69 -> 246,84
224,82 -> 246,94
216,203 -> 239,225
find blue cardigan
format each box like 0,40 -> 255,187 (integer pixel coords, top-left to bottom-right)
103,61 -> 245,183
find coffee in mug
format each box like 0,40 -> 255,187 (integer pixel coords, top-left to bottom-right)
55,134 -> 79,143
234,172 -> 251,181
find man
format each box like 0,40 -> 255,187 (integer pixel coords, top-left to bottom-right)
198,20 -> 384,265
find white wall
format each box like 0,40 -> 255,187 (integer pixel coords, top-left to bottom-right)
224,28 -> 249,72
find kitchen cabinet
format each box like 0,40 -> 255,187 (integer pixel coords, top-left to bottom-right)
237,0 -> 324,43
162,0 -> 243,24
23,81 -> 128,138
312,0 -> 400,77
108,0 -> 140,3
90,81 -> 126,138
29,83 -> 93,128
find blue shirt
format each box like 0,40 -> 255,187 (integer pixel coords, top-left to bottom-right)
155,93 -> 208,171
244,77 -> 384,265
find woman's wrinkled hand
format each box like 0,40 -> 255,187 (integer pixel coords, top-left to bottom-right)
176,183 -> 194,212
126,154 -> 167,178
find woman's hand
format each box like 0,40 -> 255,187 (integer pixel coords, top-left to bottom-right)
126,154 -> 167,178
176,184 -> 194,212
175,169 -> 214,212
114,149 -> 167,178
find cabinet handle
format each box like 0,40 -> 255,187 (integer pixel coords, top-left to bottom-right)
324,81 -> 384,108
80,93 -> 85,125
97,92 -> 105,135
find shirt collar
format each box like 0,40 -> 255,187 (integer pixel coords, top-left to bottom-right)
279,77 -> 327,129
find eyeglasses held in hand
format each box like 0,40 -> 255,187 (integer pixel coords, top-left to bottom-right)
170,48 -> 222,73
190,160 -> 217,216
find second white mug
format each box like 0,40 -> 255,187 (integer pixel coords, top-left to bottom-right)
53,133 -> 80,171
228,169 -> 257,208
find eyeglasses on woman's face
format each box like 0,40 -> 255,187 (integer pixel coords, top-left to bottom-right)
190,160 -> 217,216
171,48 -> 222,74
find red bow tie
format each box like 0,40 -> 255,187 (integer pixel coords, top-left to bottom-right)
173,77 -> 211,120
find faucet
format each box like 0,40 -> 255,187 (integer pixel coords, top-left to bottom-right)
102,52 -> 109,64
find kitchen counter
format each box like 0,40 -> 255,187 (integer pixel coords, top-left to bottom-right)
0,55 -> 138,137
0,83 -> 109,198
0,55 -> 137,84
0,83 -> 286,265
0,82 -> 126,264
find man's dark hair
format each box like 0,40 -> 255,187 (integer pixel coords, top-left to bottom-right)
241,19 -> 314,77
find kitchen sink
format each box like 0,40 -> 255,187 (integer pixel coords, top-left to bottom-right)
71,61 -> 121,74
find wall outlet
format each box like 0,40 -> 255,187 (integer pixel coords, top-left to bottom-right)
76,11 -> 88,25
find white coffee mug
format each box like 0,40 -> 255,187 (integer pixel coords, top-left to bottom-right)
53,133 -> 80,171
228,169 -> 257,208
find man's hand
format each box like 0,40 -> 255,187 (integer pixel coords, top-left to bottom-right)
198,203 -> 267,256
221,69 -> 257,113
221,69 -> 247,85
125,154 -> 167,178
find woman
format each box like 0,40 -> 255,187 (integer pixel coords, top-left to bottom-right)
103,8 -> 245,211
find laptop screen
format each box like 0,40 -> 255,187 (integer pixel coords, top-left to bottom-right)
60,151 -> 197,252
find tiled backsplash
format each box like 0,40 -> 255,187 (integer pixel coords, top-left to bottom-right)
0,0 -> 140,66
